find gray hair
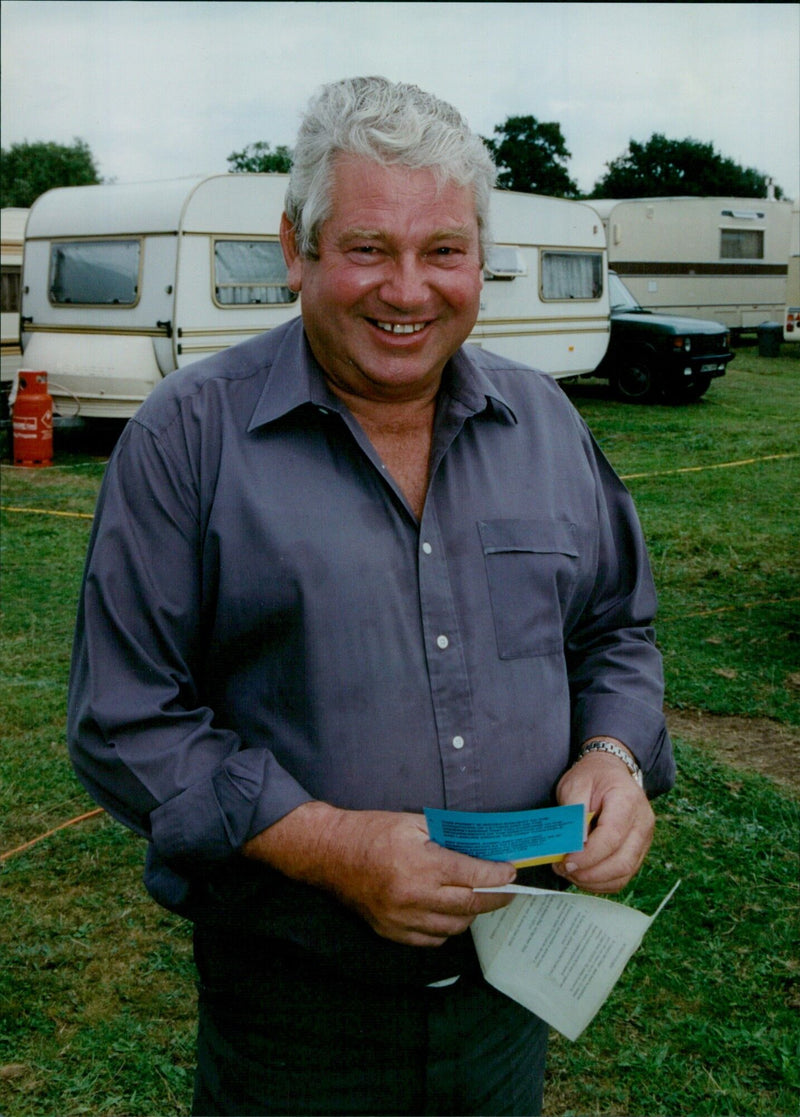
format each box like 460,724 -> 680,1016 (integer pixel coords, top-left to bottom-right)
284,76 -> 496,259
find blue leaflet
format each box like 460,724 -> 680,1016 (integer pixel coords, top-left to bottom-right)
424,803 -> 586,865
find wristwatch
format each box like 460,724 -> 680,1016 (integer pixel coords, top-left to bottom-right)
579,739 -> 644,788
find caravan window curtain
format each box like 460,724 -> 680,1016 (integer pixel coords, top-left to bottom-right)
541,251 -> 603,300
214,240 -> 297,306
720,229 -> 765,260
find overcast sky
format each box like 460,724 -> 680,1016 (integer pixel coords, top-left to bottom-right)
2,1 -> 798,199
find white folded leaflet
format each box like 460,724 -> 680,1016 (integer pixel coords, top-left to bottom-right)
471,881 -> 680,1041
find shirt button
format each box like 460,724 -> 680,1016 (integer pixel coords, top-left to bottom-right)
452,735 -> 465,750
436,634 -> 449,650
422,542 -> 432,555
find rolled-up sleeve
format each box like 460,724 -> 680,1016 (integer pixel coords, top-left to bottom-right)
67,418 -> 312,866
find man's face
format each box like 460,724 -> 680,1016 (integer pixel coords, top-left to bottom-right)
281,156 -> 484,405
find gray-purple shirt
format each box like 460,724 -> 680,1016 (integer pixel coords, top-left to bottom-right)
68,317 -> 673,977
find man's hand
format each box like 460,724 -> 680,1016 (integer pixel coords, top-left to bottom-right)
553,750 -> 654,893
243,802 -> 517,947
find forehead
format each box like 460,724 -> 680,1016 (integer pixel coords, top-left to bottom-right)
325,156 -> 479,237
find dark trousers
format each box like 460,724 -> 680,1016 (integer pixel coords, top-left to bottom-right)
192,928 -> 548,1116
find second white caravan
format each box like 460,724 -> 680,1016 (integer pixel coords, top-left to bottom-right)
18,175 -> 610,420
591,195 -> 793,337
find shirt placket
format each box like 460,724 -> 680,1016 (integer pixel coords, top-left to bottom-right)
417,500 -> 482,811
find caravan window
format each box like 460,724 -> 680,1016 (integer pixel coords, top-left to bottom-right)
541,251 -> 603,300
1,266 -> 21,314
720,229 -> 765,260
49,239 -> 141,305
214,240 -> 297,306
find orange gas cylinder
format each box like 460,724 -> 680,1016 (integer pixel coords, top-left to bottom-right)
12,370 -> 53,467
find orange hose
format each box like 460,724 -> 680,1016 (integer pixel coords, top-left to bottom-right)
1,807 -> 105,862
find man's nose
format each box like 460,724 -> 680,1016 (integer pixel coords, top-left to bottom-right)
379,254 -> 428,307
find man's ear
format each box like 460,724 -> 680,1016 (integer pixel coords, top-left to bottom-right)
280,212 -> 303,292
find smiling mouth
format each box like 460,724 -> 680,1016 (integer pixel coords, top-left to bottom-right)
372,320 -> 428,335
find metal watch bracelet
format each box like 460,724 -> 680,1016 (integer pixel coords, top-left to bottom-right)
578,739 -> 644,787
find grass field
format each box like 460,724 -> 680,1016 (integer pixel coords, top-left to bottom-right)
1,343 -> 798,1116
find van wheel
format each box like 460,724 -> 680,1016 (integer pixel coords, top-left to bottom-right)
664,374 -> 712,404
611,354 -> 659,402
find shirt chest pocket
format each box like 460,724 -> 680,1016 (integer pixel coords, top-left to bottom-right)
478,519 -> 581,659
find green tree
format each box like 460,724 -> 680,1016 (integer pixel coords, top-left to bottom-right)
227,142 -> 293,174
590,133 -> 782,198
484,115 -> 578,197
0,137 -> 101,207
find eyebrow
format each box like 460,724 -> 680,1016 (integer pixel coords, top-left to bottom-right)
337,225 -> 476,246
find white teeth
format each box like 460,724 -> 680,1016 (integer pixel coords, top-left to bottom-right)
375,321 -> 427,334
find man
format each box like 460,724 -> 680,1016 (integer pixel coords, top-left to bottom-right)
68,76 -> 675,1116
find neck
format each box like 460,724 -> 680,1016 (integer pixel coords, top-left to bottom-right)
327,380 -> 438,520
324,377 -> 439,436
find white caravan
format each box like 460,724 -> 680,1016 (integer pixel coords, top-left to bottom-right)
784,201 -> 800,343
591,196 -> 793,336
1,207 -> 28,352
18,175 -> 609,420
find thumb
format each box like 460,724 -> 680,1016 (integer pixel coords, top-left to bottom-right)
457,853 -> 517,889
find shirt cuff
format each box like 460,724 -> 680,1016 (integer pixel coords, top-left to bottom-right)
571,694 -> 675,796
150,749 -> 313,863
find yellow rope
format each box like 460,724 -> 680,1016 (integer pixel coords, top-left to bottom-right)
620,451 -> 797,481
0,505 -> 94,520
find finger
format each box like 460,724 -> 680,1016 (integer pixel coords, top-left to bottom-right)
434,847 -> 517,889
556,832 -> 644,880
557,870 -> 633,895
460,885 -> 517,916
374,896 -> 497,945
366,919 -> 451,948
558,828 -> 650,891
383,881 -> 515,945
553,827 -> 648,891
574,813 -> 640,870
566,790 -> 653,869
